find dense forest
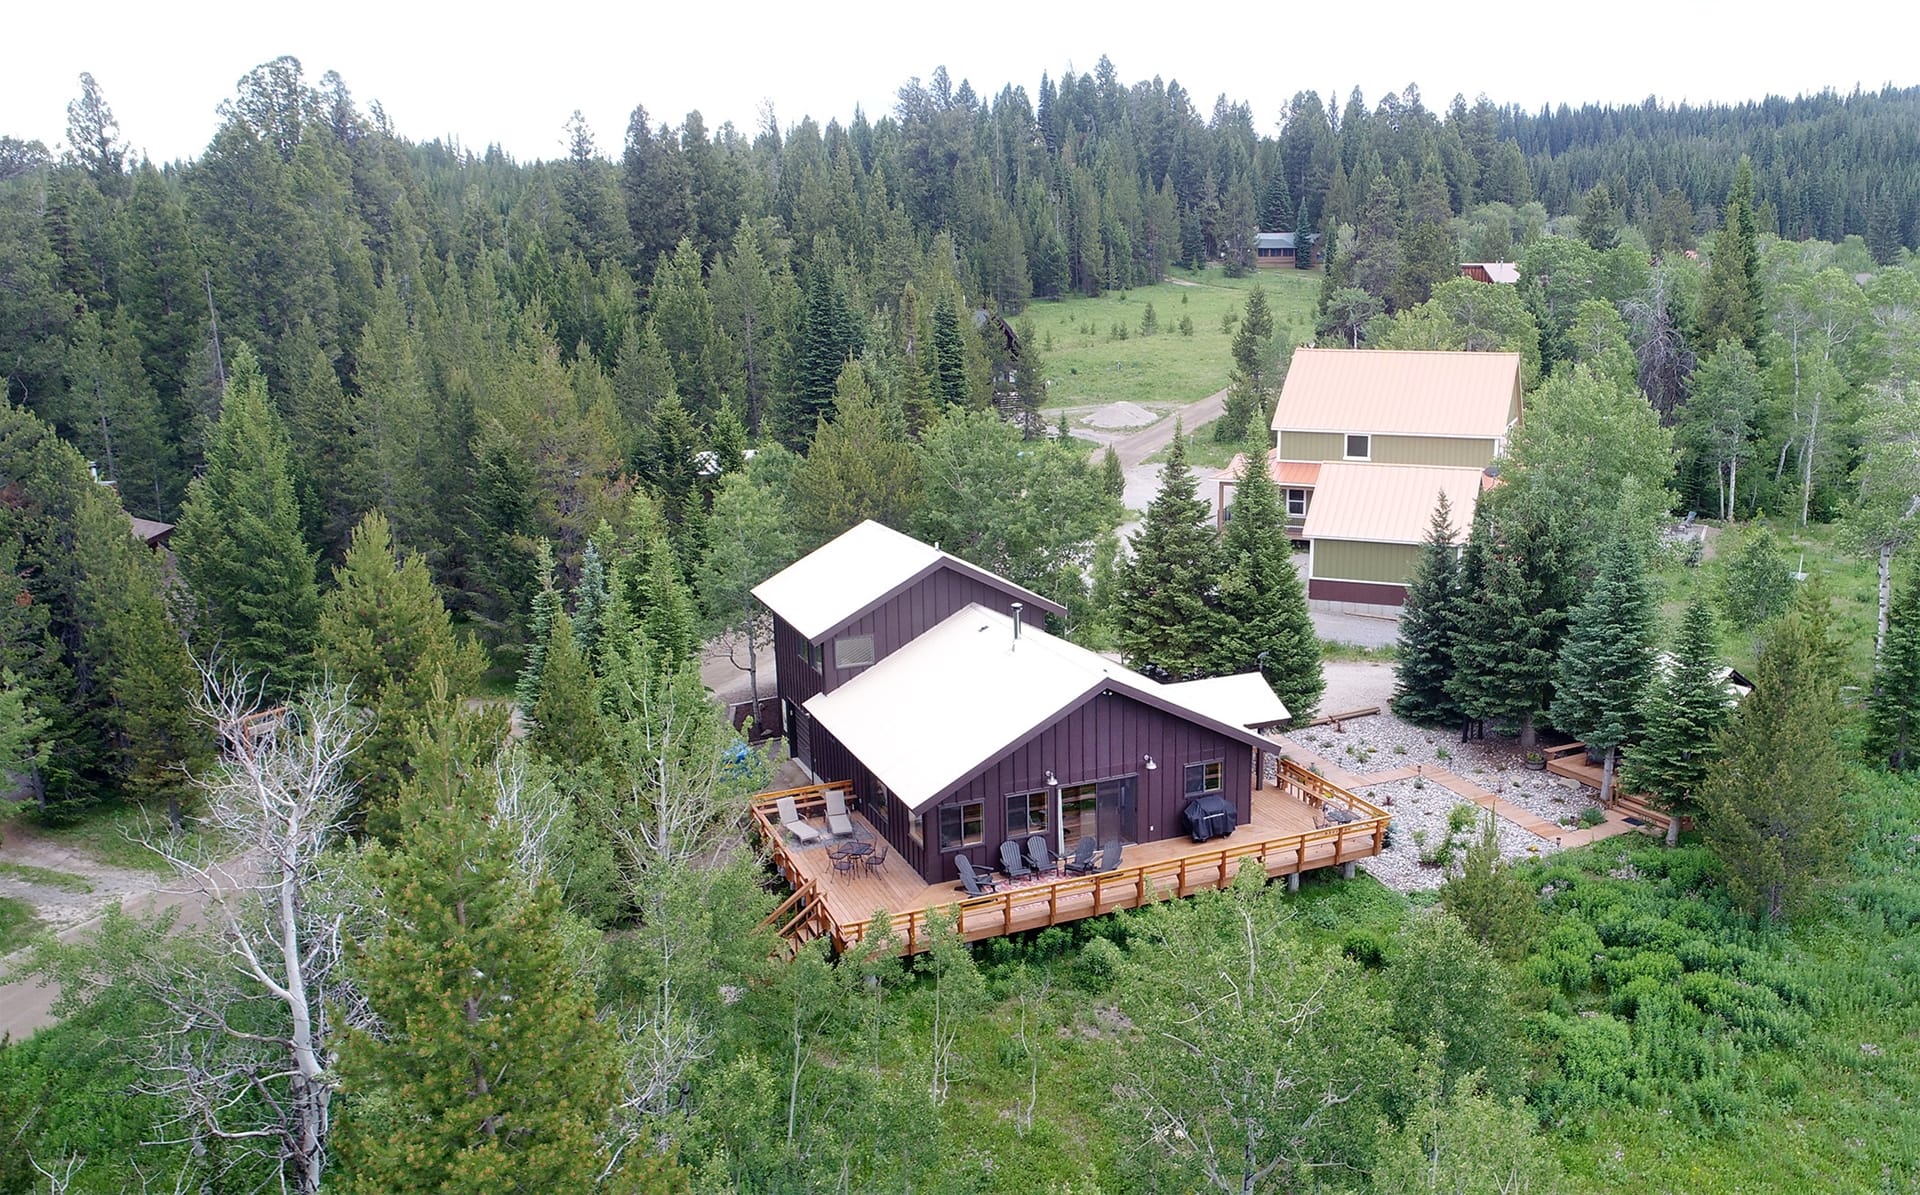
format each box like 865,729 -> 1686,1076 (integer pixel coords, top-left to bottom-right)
3,55 -> 1920,1194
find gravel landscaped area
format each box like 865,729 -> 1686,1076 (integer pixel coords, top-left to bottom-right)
1286,706 -> 1608,893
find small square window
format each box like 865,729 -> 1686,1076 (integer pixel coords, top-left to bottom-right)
1286,488 -> 1307,518
938,800 -> 985,850
833,634 -> 875,669
909,810 -> 924,846
1184,760 -> 1223,798
1344,434 -> 1371,460
804,640 -> 824,672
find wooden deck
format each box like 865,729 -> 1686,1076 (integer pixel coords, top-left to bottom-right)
752,760 -> 1391,956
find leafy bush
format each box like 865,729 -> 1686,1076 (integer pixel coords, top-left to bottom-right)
1073,936 -> 1124,991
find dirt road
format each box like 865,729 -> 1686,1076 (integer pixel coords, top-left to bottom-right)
1063,388 -> 1230,538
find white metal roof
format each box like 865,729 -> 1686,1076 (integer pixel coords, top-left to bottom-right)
1160,673 -> 1292,730
803,605 -> 1279,811
1301,462 -> 1489,546
751,520 -> 946,640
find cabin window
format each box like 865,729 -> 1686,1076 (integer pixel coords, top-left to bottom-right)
804,640 -> 824,672
1184,760 -> 1223,798
1006,791 -> 1050,836
938,800 -> 985,850
833,634 -> 875,669
1286,488 -> 1308,519
1344,434 -> 1371,460
908,810 -> 924,847
870,783 -> 890,835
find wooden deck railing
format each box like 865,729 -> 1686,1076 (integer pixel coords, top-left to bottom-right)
749,764 -> 1389,957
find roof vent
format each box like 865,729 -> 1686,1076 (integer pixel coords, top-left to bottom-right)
1011,602 -> 1023,649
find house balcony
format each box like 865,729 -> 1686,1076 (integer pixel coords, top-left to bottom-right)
752,759 -> 1389,957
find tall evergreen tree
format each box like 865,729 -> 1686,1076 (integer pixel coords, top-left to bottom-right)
333,720 -> 619,1191
1549,535 -> 1657,803
929,291 -> 969,410
1866,564 -> 1920,771
781,265 -> 859,447
1621,601 -> 1735,844
791,362 -> 922,548
1115,425 -> 1220,681
315,510 -> 483,827
1392,492 -> 1464,725
1101,444 -> 1125,499
530,609 -> 602,767
1210,446 -> 1321,718
1216,288 -> 1275,442
1701,597 -> 1848,922
173,344 -> 320,693
1447,509 -> 1561,752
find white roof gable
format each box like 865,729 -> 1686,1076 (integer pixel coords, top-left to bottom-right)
804,605 -> 1283,811
751,520 -> 945,640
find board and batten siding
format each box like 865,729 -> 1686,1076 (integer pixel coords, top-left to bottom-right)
1313,539 -> 1422,585
917,690 -> 1256,885
1280,429 -> 1496,467
819,566 -> 1032,693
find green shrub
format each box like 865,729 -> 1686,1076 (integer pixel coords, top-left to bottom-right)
1073,936 -> 1124,991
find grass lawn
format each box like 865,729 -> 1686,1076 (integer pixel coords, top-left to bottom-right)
1653,517 -> 1880,685
0,861 -> 94,893
0,894 -> 39,954
1031,265 -> 1321,409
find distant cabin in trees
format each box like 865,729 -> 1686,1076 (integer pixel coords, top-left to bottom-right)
1214,348 -> 1522,609
128,515 -> 175,550
1254,231 -> 1317,267
1459,262 -> 1520,284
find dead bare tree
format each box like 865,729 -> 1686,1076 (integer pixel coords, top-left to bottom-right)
130,666 -> 368,1195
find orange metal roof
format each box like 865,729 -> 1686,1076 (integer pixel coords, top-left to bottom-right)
1271,348 -> 1522,439
1300,463 -> 1487,545
1215,454 -> 1321,489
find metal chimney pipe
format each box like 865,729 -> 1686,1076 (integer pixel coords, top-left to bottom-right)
1011,602 -> 1023,647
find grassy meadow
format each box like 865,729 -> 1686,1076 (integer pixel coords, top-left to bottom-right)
1028,265 -> 1321,409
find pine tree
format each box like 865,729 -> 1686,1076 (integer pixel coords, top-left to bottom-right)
1116,425 -> 1220,681
0,668 -> 50,788
782,265 -> 859,447
1447,510 -> 1561,752
1294,198 -> 1314,270
530,610 -> 602,766
929,292 -> 969,410
791,361 -> 923,548
1439,813 -> 1539,962
173,344 -> 321,693
1392,492 -> 1464,725
1701,600 -> 1848,922
333,721 -> 618,1191
1621,601 -> 1735,843
1575,183 -> 1620,251
515,544 -> 562,717
1866,564 -> 1920,771
1210,446 -> 1321,718
315,510 -> 483,828
1549,535 -> 1657,804
1101,445 -> 1125,499
1217,288 -> 1275,442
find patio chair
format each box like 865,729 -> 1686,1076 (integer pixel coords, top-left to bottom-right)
999,839 -> 1033,880
1025,835 -> 1054,875
776,797 -> 822,844
863,844 -> 888,873
822,788 -> 858,838
1063,836 -> 1098,876
1098,840 -> 1124,873
831,853 -> 856,878
956,854 -> 999,895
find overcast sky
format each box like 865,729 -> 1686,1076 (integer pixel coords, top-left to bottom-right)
6,1 -> 1912,164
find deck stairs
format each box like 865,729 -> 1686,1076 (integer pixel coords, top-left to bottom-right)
1542,741 -> 1674,835
760,878 -> 831,959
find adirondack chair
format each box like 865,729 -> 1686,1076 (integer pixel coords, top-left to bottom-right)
1025,835 -> 1054,875
956,854 -> 999,895
999,839 -> 1032,880
1098,839 -> 1124,873
1063,836 -> 1098,876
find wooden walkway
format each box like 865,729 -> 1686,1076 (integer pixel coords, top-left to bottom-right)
753,760 -> 1390,956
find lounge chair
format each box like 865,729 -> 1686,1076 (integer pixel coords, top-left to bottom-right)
1063,836 -> 1098,876
822,788 -> 857,837
956,854 -> 999,895
776,797 -> 822,844
999,839 -> 1033,880
1098,840 -> 1124,873
1026,834 -> 1054,875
